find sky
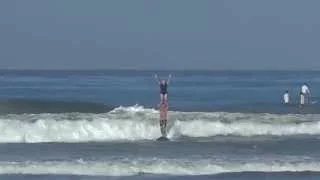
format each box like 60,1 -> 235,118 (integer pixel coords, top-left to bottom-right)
1,0 -> 320,70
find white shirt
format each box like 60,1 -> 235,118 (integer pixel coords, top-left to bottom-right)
301,85 -> 310,94
283,93 -> 289,104
300,94 -> 305,105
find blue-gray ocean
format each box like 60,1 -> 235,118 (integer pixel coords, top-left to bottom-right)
0,70 -> 320,180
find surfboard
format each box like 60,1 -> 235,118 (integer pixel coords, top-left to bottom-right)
156,136 -> 170,141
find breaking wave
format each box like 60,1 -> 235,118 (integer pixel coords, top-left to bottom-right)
0,105 -> 320,142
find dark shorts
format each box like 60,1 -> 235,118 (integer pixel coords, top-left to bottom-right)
160,92 -> 167,95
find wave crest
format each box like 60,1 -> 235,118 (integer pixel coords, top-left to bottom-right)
0,105 -> 319,142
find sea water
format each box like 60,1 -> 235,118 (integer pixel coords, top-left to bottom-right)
0,70 -> 319,180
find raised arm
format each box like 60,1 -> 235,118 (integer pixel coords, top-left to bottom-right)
154,74 -> 160,84
306,84 -> 312,95
167,74 -> 172,84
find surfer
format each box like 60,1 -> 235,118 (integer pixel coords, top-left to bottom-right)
301,83 -> 311,104
154,74 -> 172,104
159,102 -> 168,137
283,90 -> 290,104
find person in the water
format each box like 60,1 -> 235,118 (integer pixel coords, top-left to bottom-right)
283,90 -> 290,104
155,74 -> 171,103
301,83 -> 311,104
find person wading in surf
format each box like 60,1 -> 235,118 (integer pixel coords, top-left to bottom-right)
154,74 -> 172,104
301,83 -> 311,104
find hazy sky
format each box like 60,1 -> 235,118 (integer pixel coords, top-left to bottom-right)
1,0 -> 320,70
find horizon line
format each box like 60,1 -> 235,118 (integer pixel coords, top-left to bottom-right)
0,68 -> 319,72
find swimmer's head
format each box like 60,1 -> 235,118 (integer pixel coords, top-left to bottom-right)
161,80 -> 166,84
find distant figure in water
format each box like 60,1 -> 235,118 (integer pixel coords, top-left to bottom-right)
301,83 -> 311,104
300,92 -> 305,109
283,90 -> 290,104
155,74 -> 172,104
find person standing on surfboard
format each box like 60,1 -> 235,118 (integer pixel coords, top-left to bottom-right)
154,74 -> 172,104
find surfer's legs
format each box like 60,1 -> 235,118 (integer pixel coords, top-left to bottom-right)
160,119 -> 167,136
163,108 -> 167,117
160,94 -> 164,103
160,110 -> 165,119
160,120 -> 164,135
162,119 -> 167,136
163,94 -> 167,103
160,93 -> 168,103
160,120 -> 165,136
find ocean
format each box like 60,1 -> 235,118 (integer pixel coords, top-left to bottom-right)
0,70 -> 319,180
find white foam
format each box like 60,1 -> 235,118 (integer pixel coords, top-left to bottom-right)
0,159 -> 319,176
0,105 -> 320,142
170,120 -> 320,137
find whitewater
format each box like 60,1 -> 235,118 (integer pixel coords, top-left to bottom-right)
0,105 -> 319,143
0,159 -> 320,176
